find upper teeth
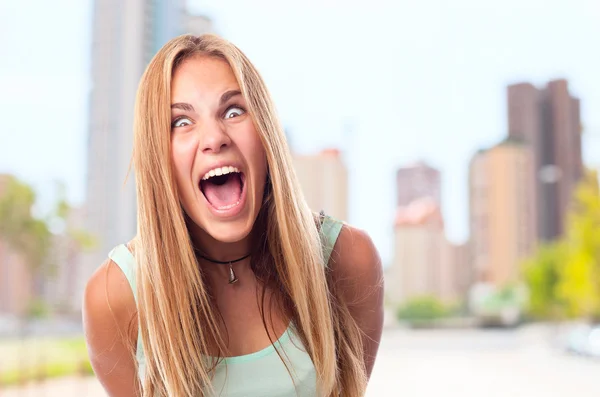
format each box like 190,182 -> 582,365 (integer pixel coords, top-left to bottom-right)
202,166 -> 240,180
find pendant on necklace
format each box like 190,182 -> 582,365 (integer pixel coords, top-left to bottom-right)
228,263 -> 238,284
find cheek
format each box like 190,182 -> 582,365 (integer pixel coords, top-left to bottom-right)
171,137 -> 196,188
245,129 -> 268,180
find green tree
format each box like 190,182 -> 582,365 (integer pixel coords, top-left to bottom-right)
523,170 -> 600,320
396,296 -> 449,324
556,170 -> 600,320
523,242 -> 566,319
0,176 -> 95,316
0,176 -> 51,278
0,176 -> 96,382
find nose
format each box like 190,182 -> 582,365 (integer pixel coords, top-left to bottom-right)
200,120 -> 231,154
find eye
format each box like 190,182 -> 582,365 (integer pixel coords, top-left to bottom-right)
172,117 -> 193,128
224,106 -> 245,119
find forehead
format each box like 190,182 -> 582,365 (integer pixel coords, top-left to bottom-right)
171,55 -> 239,99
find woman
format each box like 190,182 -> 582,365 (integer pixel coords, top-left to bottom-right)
83,34 -> 383,397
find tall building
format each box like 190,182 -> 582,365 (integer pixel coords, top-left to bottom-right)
396,161 -> 441,207
0,241 -> 32,316
440,241 -> 471,303
507,79 -> 583,241
387,198 -> 445,305
469,139 -> 537,287
389,163 -> 471,305
83,1 -> 212,310
293,149 -> 348,221
453,242 -> 472,301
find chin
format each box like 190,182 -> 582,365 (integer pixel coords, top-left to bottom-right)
201,218 -> 255,244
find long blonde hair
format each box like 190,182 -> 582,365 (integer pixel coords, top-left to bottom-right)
132,34 -> 366,396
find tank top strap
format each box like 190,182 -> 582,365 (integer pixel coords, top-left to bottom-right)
320,213 -> 344,267
108,244 -> 138,303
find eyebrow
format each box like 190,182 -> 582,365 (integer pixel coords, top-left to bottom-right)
220,89 -> 242,105
170,90 -> 242,113
171,103 -> 194,112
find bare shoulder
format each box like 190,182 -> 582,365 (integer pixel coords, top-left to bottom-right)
328,223 -> 384,377
83,256 -> 137,335
329,223 -> 383,290
82,256 -> 140,396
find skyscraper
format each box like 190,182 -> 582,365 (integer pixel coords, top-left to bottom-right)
469,139 -> 537,286
82,1 -> 212,309
84,0 -> 183,285
396,161 -> 441,207
442,241 -> 471,302
292,149 -> 348,221
388,162 -> 466,305
388,198 -> 445,305
507,79 -> 583,241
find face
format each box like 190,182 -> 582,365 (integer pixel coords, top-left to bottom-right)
170,55 -> 268,244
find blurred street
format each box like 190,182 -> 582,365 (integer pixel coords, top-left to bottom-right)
366,325 -> 600,397
2,324 -> 599,397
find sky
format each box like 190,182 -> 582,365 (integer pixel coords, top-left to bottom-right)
0,0 -> 599,264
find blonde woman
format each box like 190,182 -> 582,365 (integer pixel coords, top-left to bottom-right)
83,34 -> 383,397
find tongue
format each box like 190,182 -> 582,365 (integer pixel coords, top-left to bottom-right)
202,174 -> 242,209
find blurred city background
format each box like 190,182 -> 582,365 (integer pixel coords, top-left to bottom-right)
0,0 -> 599,396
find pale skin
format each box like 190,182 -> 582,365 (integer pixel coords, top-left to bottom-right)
83,56 -> 384,396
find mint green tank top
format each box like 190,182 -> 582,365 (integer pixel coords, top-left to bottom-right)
107,215 -> 343,396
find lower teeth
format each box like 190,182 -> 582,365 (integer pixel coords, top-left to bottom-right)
216,200 -> 240,210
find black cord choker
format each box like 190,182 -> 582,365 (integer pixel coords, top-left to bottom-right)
196,252 -> 251,284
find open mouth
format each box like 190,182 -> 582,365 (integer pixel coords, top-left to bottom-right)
199,166 -> 245,211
